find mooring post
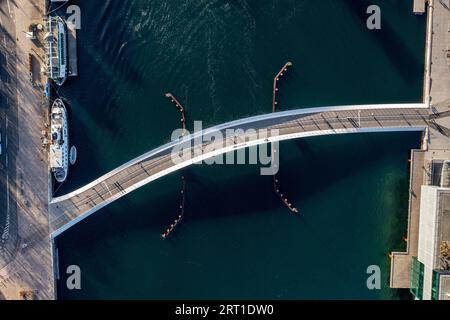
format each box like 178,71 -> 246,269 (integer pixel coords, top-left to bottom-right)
165,93 -> 187,131
161,175 -> 186,239
272,62 -> 293,112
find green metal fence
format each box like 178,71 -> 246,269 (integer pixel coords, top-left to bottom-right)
431,270 -> 441,300
410,257 -> 424,300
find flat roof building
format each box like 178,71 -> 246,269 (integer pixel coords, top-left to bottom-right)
412,184 -> 450,300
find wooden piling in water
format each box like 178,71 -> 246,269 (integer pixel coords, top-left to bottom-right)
162,92 -> 189,238
165,93 -> 187,131
271,62 -> 299,214
161,176 -> 186,239
272,62 -> 293,112
273,175 -> 299,214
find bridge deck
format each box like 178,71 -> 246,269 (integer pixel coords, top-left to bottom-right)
49,105 -> 429,236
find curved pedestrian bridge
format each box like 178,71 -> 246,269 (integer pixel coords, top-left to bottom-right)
49,103 -> 429,236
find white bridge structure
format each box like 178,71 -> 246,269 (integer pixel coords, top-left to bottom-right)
49,103 -> 430,236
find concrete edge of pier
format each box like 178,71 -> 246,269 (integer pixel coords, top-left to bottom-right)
67,21 -> 78,77
390,149 -> 425,288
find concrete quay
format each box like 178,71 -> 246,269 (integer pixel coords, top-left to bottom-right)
428,0 -> 450,150
390,0 -> 450,291
390,150 -> 425,288
0,0 -> 53,299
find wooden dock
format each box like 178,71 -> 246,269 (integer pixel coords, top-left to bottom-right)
67,21 -> 78,77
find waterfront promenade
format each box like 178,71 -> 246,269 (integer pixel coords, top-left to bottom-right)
0,0 -> 53,299
49,104 -> 429,236
390,150 -> 425,288
427,0 -> 450,150
389,0 -> 450,289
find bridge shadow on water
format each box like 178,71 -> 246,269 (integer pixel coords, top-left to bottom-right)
182,132 -> 416,223
58,131 -> 420,239
55,131 -> 419,299
285,132 -> 413,246
343,0 -> 425,88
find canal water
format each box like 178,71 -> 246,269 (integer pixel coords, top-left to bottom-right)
56,0 -> 425,299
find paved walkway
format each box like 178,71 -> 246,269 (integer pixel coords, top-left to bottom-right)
390,0 -> 450,289
0,0 -> 53,300
428,0 -> 450,150
390,150 -> 425,288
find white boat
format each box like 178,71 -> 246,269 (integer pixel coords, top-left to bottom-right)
46,16 -> 68,86
50,99 -> 69,183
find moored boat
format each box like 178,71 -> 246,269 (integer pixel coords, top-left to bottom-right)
50,99 -> 69,183
46,16 -> 68,86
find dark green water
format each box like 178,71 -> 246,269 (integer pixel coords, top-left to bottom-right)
56,0 -> 425,299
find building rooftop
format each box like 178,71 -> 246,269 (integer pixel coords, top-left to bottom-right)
417,186 -> 450,299
440,275 -> 450,300
437,192 -> 450,271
